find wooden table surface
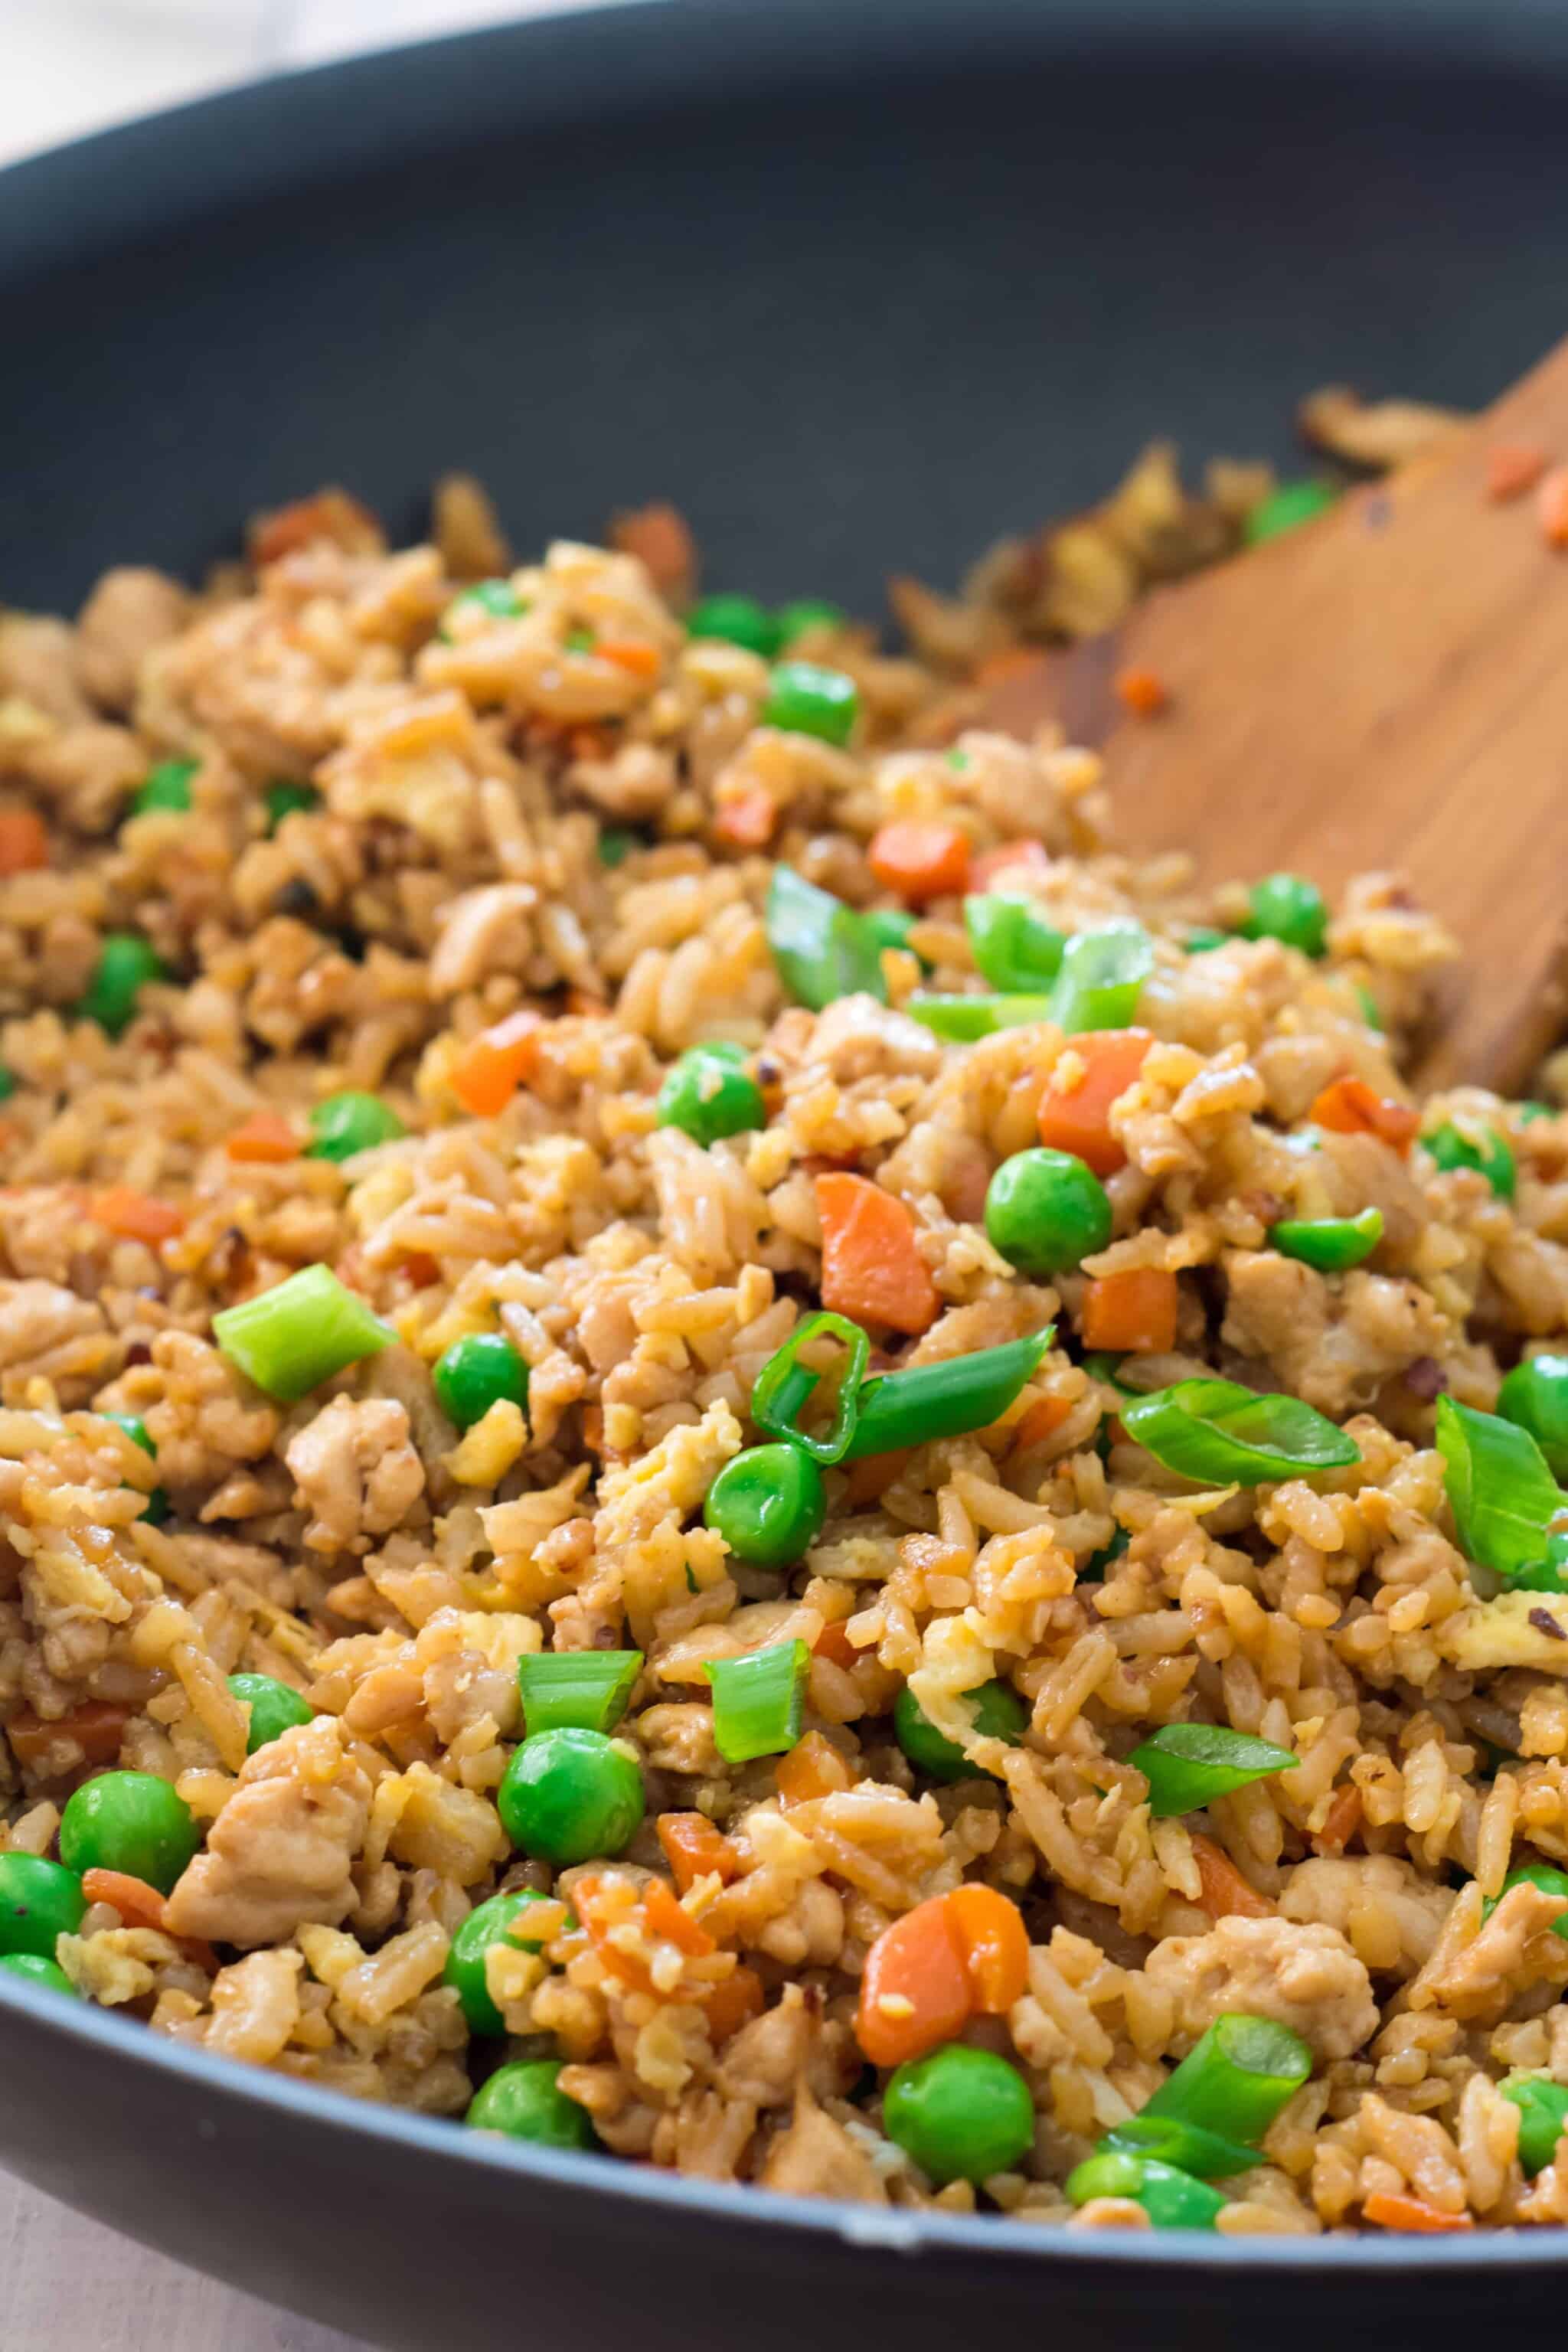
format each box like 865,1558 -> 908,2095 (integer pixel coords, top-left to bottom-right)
0,2165 -> 371,2349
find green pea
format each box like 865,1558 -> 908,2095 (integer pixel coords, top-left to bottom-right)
264,781 -> 318,832
433,1332 -> 530,1432
1184,926 -> 1229,954
1498,1354 -> 1568,1479
893,1678 -> 1028,1783
1501,2074 -> 1568,2177
1243,479 -> 1337,545
704,1443 -> 826,1567
1241,874 -> 1328,958
1424,1119 -> 1515,1199
1517,1102 -> 1557,1126
227,1672 -> 314,1755
0,1067 -> 15,1101
686,593 -> 781,658
58,1770 -> 200,1896
656,1044 -> 766,1148
0,1854 -> 86,1960
763,662 -> 860,748
131,758 -> 197,818
497,1728 -> 644,1866
1482,1860 -> 1568,1942
598,828 -> 644,867
443,580 -> 524,637
466,2058 -> 599,2149
1080,1524 -> 1130,1583
77,933 -> 167,1038
445,1888 -> 557,2036
563,627 -> 595,653
305,1090 -> 406,1163
882,2043 -> 1035,2184
776,599 -> 846,643
0,1952 -> 77,1998
1270,1206 -> 1383,1273
984,1147 -> 1112,1274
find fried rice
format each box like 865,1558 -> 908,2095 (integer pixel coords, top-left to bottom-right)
3,439 -> 1568,2239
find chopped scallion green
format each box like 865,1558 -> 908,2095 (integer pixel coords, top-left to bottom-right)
1064,2151 -> 1225,2230
516,1650 -> 642,1736
750,1311 -> 871,1465
1049,922 -> 1153,1035
1142,2013 -> 1312,2144
843,1329 -> 1053,1460
212,1263 -> 394,1403
964,894 -> 1065,993
706,1639 -> 808,1762
1270,1205 -> 1383,1272
766,869 -> 887,1011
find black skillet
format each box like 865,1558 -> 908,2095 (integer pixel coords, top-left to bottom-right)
2,2 -> 1568,2341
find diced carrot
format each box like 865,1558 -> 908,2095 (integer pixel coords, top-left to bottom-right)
840,1449 -> 913,1509
0,808 -> 49,876
970,838 -> 1051,890
1361,2191 -> 1473,2234
701,1963 -> 765,2045
642,1878 -> 717,1960
1080,1267 -> 1179,1354
80,1868 -> 168,1932
812,1622 -> 861,1672
657,1811 -> 737,1894
5,1699 -> 129,1772
1539,466 -> 1568,549
1037,1028 -> 1154,1178
596,639 -> 662,680
947,1883 -> 1030,2014
867,820 -> 971,904
1308,1076 -> 1419,1152
857,1893 -> 973,2066
714,786 -> 776,849
815,1172 -> 939,1336
249,488 -> 384,566
88,1186 -> 185,1246
1314,1782 -> 1364,1857
449,1009 -> 542,1119
609,501 -> 697,603
776,1730 -> 854,1805
1190,1832 -> 1272,1920
1011,1394 -> 1074,1452
1114,666 -> 1168,718
225,1109 -> 299,1163
567,725 -> 612,763
403,1252 -> 441,1289
1486,442 -> 1546,503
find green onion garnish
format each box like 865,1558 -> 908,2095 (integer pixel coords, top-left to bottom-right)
1184,926 -> 1229,954
906,991 -> 1055,1041
766,869 -> 887,1011
1099,2114 -> 1259,2180
265,780 -> 318,832
1435,1393 -> 1567,1583
1481,1860 -> 1568,1942
1501,2074 -> 1568,2177
1270,1205 -> 1383,1272
1424,1119 -> 1516,1200
212,1263 -> 394,1403
1050,921 -> 1153,1036
516,1650 -> 642,1736
1129,1723 -> 1295,1817
706,1639 -> 808,1762
1120,1377 -> 1361,1486
1064,2151 -> 1225,2230
132,757 -> 198,818
965,894 -> 1066,993
305,1090 -> 407,1163
843,1328 -> 1054,1460
751,1311 -> 871,1465
1142,2014 -> 1312,2145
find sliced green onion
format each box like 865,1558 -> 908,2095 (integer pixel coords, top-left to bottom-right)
766,869 -> 886,1011
1270,1205 -> 1383,1272
1501,2074 -> 1568,2177
1129,1722 -> 1296,1816
563,627 -> 595,654
212,1263 -> 394,1403
1184,926 -> 1229,954
1082,1352 -> 1138,1397
1080,1524 -> 1129,1583
906,991 -> 1054,1041
1243,479 -> 1336,544
751,1311 -> 870,1465
1517,1102 -> 1557,1127
965,894 -> 1066,993
1100,2114 -> 1259,2180
1121,1377 -> 1360,1485
1064,2151 -> 1225,2230
1143,2014 -> 1312,2144
706,1639 -> 808,1762
1481,1859 -> 1568,1942
843,1328 -> 1054,1461
132,757 -> 197,818
516,1650 -> 642,1736
77,933 -> 167,1038
1436,1393 -> 1566,1583
763,662 -> 859,748
264,780 -> 318,832
686,593 -> 781,658
1355,983 -> 1383,1031
440,578 -> 524,639
1050,922 -> 1154,1035
305,1090 -> 406,1162
776,599 -> 846,644
861,907 -> 929,969
598,827 -> 644,867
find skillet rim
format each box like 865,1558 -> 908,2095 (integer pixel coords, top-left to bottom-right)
4,0 -> 1568,2281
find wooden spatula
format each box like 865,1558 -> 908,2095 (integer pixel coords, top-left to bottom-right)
991,339 -> 1568,1096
